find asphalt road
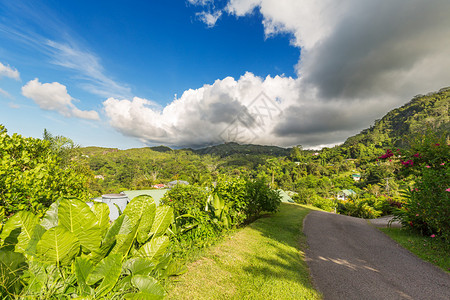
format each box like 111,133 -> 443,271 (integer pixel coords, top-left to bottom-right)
303,211 -> 450,300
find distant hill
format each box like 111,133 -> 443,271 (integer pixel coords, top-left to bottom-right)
191,142 -> 291,157
150,145 -> 173,153
344,87 -> 450,147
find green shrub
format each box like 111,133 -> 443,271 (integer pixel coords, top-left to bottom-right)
0,126 -> 90,216
0,196 -> 182,298
244,179 -> 282,220
337,199 -> 382,219
381,132 -> 450,241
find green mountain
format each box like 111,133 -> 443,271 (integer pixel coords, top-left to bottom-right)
344,87 -> 450,147
191,142 -> 291,157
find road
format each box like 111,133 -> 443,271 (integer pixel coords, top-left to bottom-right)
303,211 -> 450,300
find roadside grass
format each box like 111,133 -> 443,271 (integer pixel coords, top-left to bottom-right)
166,203 -> 321,300
380,227 -> 450,273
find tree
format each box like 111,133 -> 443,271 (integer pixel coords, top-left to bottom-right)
0,125 -> 90,216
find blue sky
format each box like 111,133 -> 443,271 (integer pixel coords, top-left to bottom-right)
1,0 -> 449,149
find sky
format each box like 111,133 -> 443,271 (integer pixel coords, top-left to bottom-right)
1,0 -> 449,149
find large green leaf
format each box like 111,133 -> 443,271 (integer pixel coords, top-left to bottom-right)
36,226 -> 80,266
137,236 -> 169,263
111,220 -> 139,257
0,211 -> 39,253
25,224 -> 46,256
90,202 -> 110,236
86,253 -> 122,298
128,275 -> 165,299
58,198 -> 102,253
0,250 -> 27,296
86,214 -> 132,264
103,214 -> 132,245
74,257 -> 94,296
123,195 -> 156,244
122,257 -> 156,277
40,200 -> 59,230
149,206 -> 173,238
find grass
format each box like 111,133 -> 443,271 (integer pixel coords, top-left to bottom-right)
166,203 -> 321,300
380,227 -> 450,273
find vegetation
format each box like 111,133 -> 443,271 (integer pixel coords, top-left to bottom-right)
0,196 -> 181,299
166,203 -> 321,300
0,86 -> 448,298
0,125 -> 90,217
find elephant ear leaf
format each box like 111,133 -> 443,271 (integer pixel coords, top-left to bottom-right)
124,275 -> 165,300
74,257 -> 94,296
86,253 -> 122,298
58,198 -> 102,253
0,211 -> 39,253
149,206 -> 173,238
123,195 -> 156,245
0,250 -> 27,296
137,236 -> 170,264
40,200 -> 59,230
90,202 -> 110,236
36,226 -> 80,266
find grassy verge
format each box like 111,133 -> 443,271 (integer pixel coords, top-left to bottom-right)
166,203 -> 321,300
380,227 -> 450,273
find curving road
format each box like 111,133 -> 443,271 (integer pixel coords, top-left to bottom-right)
303,211 -> 450,300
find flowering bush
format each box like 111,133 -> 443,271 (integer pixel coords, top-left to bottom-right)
380,133 -> 449,240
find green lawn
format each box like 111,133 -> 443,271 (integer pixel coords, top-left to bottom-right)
380,227 -> 450,273
166,203 -> 321,300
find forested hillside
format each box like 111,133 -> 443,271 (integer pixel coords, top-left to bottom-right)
345,87 -> 449,147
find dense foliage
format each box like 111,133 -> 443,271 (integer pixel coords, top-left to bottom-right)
379,132 -> 450,241
0,196 -> 183,299
0,125 -> 90,216
161,178 -> 282,258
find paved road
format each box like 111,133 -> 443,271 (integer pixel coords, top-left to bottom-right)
303,211 -> 450,300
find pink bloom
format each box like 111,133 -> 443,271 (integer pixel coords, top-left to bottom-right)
415,188 -> 419,192
426,165 -> 431,168
440,163 -> 445,165
416,214 -> 419,216
446,188 -> 450,192
413,153 -> 420,157
430,234 -> 435,238
435,143 -> 440,146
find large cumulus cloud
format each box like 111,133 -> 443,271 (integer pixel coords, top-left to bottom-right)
104,0 -> 450,148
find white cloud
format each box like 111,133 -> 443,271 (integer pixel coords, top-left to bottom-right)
0,62 -> 20,80
0,2 -> 131,99
103,72 -> 391,148
0,88 -> 13,99
196,10 -> 223,28
22,79 -> 100,120
141,0 -> 450,148
187,0 -> 215,5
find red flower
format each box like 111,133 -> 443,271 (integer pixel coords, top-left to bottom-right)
413,153 -> 420,157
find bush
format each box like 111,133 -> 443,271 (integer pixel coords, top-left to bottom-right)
245,179 -> 282,220
380,132 -> 450,240
337,199 -> 382,219
0,125 -> 90,216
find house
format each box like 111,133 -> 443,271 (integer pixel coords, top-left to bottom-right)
351,174 -> 361,181
337,189 -> 356,201
277,190 -> 295,203
167,180 -> 189,188
152,184 -> 166,189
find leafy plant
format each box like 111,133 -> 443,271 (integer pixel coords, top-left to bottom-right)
0,195 -> 178,298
